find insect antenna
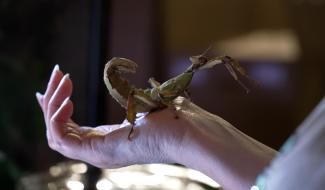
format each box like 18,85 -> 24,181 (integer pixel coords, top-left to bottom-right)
201,44 -> 214,56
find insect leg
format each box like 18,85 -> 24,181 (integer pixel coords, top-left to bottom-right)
229,59 -> 260,86
222,57 -> 250,93
223,63 -> 249,93
126,90 -> 136,140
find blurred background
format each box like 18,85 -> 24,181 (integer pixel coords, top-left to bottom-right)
1,0 -> 325,189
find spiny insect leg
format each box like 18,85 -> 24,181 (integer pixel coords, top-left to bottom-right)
128,126 -> 135,141
222,57 -> 250,93
126,91 -> 136,140
223,63 -> 249,93
229,59 -> 260,86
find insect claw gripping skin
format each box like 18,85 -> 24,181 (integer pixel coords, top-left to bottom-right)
104,49 -> 253,139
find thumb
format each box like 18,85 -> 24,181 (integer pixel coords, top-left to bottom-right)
36,92 -> 44,109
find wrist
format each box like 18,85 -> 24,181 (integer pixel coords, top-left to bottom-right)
169,112 -> 276,190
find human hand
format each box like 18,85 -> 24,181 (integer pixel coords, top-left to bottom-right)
36,65 -> 276,190
35,65 -> 195,168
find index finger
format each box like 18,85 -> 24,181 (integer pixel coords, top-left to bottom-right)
43,65 -> 64,118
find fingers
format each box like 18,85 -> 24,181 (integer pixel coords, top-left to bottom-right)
47,74 -> 73,123
43,65 -> 64,121
36,92 -> 43,108
35,64 -> 169,167
35,65 -> 75,146
50,97 -> 74,140
36,65 -> 64,143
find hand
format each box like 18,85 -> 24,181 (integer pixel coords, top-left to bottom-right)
35,65 -> 191,168
36,65 -> 276,190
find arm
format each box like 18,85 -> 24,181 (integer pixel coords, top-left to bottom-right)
36,65 -> 277,190
171,99 -> 277,189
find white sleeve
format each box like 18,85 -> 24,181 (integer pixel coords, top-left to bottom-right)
252,96 -> 325,190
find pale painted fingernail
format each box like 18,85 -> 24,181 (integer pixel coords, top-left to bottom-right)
35,92 -> 42,99
50,64 -> 60,77
56,74 -> 70,89
62,97 -> 70,105
54,64 -> 60,71
62,73 -> 70,81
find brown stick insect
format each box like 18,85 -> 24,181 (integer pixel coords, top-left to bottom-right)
103,47 -> 253,140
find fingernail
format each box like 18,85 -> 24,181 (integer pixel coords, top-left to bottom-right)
35,92 -> 42,99
63,97 -> 70,105
51,64 -> 60,77
62,73 -> 70,81
57,74 -> 70,88
54,64 -> 60,71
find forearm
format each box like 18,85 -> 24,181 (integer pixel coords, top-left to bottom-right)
170,113 -> 277,190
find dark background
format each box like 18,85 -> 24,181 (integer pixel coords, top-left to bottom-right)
0,0 -> 324,189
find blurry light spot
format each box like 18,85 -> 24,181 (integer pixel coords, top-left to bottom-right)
216,29 -> 301,62
107,170 -> 185,189
101,164 -> 221,189
49,166 -> 62,177
71,163 -> 88,174
96,179 -> 113,190
66,180 -> 84,190
161,177 -> 184,189
147,175 -> 169,186
69,173 -> 82,181
251,185 -> 260,190
147,164 -> 187,178
186,182 -> 205,190
108,171 -> 150,188
187,169 -> 220,188
47,182 -> 57,190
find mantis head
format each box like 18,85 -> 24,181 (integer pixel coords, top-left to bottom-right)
189,45 -> 213,65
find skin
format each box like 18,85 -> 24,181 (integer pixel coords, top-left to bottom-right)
36,65 -> 277,190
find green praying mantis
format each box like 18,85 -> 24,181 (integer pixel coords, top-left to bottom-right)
103,48 -> 252,140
